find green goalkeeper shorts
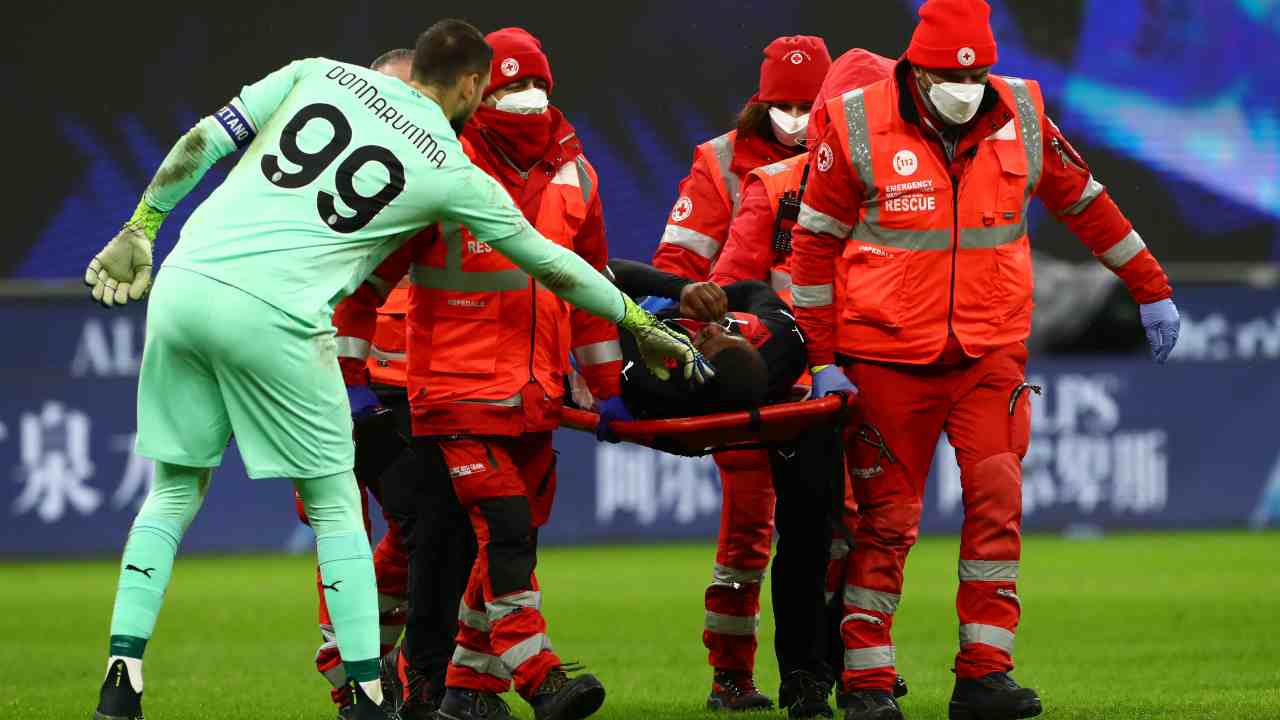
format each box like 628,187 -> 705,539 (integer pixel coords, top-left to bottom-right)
135,266 -> 354,479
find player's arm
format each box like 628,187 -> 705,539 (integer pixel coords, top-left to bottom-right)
85,59 -> 313,307
441,165 -> 712,383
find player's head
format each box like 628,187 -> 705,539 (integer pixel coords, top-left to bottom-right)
371,48 -> 413,83
482,28 -> 552,112
692,323 -> 769,412
412,19 -> 493,132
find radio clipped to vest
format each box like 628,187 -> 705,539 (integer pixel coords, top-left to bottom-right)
771,162 -> 811,256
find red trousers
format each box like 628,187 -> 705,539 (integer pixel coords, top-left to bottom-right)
441,432 -> 561,700
840,343 -> 1031,692
704,448 -> 776,673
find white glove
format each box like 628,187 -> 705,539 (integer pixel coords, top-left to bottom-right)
85,204 -> 162,307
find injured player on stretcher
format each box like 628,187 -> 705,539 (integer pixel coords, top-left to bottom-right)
598,258 -> 807,420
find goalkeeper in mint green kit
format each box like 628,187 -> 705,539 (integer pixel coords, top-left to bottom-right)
86,19 -> 709,720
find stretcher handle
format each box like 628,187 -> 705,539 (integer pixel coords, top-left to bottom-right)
559,393 -> 853,439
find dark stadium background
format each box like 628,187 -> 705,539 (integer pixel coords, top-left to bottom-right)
2,0 -> 1278,556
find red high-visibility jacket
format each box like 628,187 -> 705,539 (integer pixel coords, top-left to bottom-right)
333,113 -> 621,436
791,64 -> 1171,366
652,129 -> 799,281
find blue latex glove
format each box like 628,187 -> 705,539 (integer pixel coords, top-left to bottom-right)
347,384 -> 382,420
596,395 -> 634,443
1140,298 -> 1180,364
811,365 -> 857,397
638,295 -> 677,315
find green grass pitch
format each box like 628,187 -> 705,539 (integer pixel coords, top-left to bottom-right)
4,531 -> 1279,719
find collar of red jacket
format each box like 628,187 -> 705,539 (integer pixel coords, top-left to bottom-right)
465,104 -> 582,173
892,59 -> 1015,151
730,128 -> 802,179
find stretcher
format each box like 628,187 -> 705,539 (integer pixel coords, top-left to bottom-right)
560,393 -> 857,457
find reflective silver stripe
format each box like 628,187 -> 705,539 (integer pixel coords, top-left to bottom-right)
459,602 -> 491,631
486,590 -> 541,622
842,89 -> 878,226
845,645 -> 896,670
499,633 -> 552,670
660,224 -> 721,260
853,222 -> 951,250
316,641 -> 346,686
840,612 -> 885,627
830,539 -> 850,560
791,283 -> 834,308
958,219 -> 1028,249
758,160 -> 791,176
844,585 -> 901,615
370,346 -> 406,364
457,391 -> 522,408
707,132 -> 741,212
1061,175 -> 1105,215
1100,229 -> 1146,269
575,156 -> 594,204
770,268 -> 792,293
713,563 -> 766,585
958,559 -> 1020,582
335,336 -> 371,360
451,646 -> 512,679
573,339 -> 623,367
959,623 -> 1016,653
410,223 -> 529,293
365,273 -> 393,300
797,203 -> 853,239
1003,77 -> 1043,197
704,610 -> 759,636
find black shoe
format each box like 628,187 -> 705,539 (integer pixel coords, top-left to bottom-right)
841,691 -> 903,720
778,670 -> 833,719
707,669 -> 773,711
379,646 -> 405,714
948,673 -> 1041,720
92,660 -> 143,720
837,676 -> 908,708
346,679 -> 396,720
399,658 -> 443,720
531,665 -> 606,720
436,688 -> 516,720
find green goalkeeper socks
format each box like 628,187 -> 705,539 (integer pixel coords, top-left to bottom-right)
108,463 -> 210,652
298,472 -> 381,685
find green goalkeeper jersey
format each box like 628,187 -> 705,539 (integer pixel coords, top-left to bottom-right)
163,57 -> 535,329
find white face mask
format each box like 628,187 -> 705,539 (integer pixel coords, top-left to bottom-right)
494,87 -> 549,115
769,107 -> 810,147
924,76 -> 986,125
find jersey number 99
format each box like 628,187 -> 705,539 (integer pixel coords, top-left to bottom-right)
261,103 -> 406,234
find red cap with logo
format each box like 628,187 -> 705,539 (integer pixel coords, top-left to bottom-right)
757,35 -> 832,104
485,27 -> 554,97
905,0 -> 998,70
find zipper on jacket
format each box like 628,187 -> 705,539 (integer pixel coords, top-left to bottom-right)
945,173 -> 960,336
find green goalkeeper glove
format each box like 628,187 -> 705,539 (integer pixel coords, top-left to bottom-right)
617,293 -> 715,384
85,202 -> 165,308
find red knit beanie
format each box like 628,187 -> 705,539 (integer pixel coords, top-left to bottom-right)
758,35 -> 832,104
485,27 -> 554,96
905,0 -> 998,70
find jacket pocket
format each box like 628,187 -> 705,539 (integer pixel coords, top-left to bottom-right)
841,243 -> 907,329
991,139 -> 1029,218
427,293 -> 501,375
991,239 -> 1034,325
